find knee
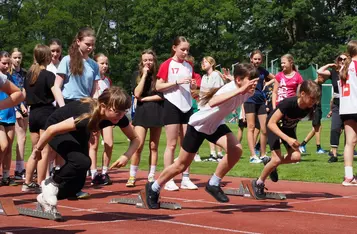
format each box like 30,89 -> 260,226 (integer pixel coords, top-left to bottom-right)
291,151 -> 301,161
175,161 -> 188,173
104,141 -> 113,151
166,142 -> 177,151
149,141 -> 159,152
228,145 -> 242,160
271,156 -> 282,165
247,123 -> 255,131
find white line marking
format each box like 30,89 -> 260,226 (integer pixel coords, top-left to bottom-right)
269,207 -> 357,219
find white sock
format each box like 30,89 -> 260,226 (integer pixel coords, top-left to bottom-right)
3,170 -> 9,179
16,161 -> 24,172
102,166 -> 108,175
211,151 -> 217,158
149,165 -> 156,175
345,166 -> 353,178
151,181 -> 161,193
55,165 -> 61,170
217,152 -> 223,157
130,165 -> 138,177
91,169 -> 98,179
208,173 -> 221,186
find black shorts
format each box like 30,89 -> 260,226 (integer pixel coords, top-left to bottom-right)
312,104 -> 322,127
0,122 -> 15,127
182,124 -> 232,153
244,102 -> 267,115
238,115 -> 260,129
341,114 -> 357,123
163,99 -> 193,125
29,105 -> 56,133
268,126 -> 296,151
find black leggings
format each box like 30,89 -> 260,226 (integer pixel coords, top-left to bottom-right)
49,133 -> 91,200
330,100 -> 344,148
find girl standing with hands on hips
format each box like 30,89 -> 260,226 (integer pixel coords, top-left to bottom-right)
155,36 -> 198,191
143,63 -> 259,208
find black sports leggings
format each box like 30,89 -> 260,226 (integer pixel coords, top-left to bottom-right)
330,99 -> 344,148
49,133 -> 91,200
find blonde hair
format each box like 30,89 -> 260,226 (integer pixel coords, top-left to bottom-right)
75,86 -> 131,131
201,56 -> 216,71
281,54 -> 297,71
69,27 -> 95,76
28,44 -> 51,85
341,40 -> 357,82
171,36 -> 189,57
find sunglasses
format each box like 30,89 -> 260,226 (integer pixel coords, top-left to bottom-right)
338,57 -> 347,61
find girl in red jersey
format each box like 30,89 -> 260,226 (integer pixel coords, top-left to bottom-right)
339,40 -> 357,186
155,36 -> 198,191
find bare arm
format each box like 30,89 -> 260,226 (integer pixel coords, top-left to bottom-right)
90,80 -> 99,97
52,74 -> 65,107
272,80 -> 279,110
156,78 -> 178,92
317,63 -> 334,77
0,80 -> 25,110
140,95 -> 164,102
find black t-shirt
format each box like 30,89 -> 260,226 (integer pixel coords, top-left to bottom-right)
46,101 -> 129,144
270,96 -> 312,129
24,70 -> 55,106
330,69 -> 339,95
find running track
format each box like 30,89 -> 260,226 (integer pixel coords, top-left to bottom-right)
0,169 -> 356,234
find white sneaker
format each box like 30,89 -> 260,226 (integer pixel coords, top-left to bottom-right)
148,174 -> 155,182
259,155 -> 269,160
37,194 -> 58,213
249,156 -> 262,164
194,154 -> 202,162
164,179 -> 179,191
181,178 -> 198,190
41,179 -> 58,206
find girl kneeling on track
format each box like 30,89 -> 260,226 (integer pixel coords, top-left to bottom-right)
251,80 -> 321,199
142,63 -> 259,209
32,87 -> 140,213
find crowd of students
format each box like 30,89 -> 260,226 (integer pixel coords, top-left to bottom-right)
1,28 -> 357,212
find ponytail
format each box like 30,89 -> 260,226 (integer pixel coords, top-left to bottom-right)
340,56 -> 351,82
341,40 -> 357,82
29,44 -> 51,85
75,98 -> 102,131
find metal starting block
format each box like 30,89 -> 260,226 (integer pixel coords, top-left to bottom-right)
109,194 -> 182,210
0,199 -> 63,221
224,180 -> 286,200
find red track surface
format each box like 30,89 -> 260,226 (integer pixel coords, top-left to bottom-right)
1,169 -> 357,234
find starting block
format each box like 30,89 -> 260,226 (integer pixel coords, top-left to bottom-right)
110,193 -> 182,210
0,199 -> 63,221
224,180 -> 286,200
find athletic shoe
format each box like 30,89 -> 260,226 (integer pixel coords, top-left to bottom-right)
299,145 -> 306,154
194,154 -> 202,162
164,179 -> 179,191
328,151 -> 342,157
102,173 -> 112,185
262,157 -> 278,182
126,176 -> 136,187
328,156 -> 338,163
203,155 -> 219,162
342,177 -> 357,186
14,169 -> 26,180
255,149 -> 260,157
250,179 -> 266,200
37,193 -> 58,213
144,182 -> 160,209
76,191 -> 90,199
91,174 -> 104,185
148,174 -> 155,183
354,150 -> 357,157
181,178 -> 198,190
22,182 -> 41,193
259,155 -> 270,160
316,148 -> 326,154
205,183 -> 229,202
249,156 -> 262,164
1,177 -> 18,186
41,179 -> 58,206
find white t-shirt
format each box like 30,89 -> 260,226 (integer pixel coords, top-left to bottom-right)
339,60 -> 357,115
93,77 -> 112,99
189,81 -> 252,135
0,72 -> 7,88
47,62 -> 59,75
199,71 -> 224,108
157,58 -> 193,113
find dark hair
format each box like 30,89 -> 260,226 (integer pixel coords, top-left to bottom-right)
200,63 -> 258,105
250,50 -> 263,60
29,44 -> 51,85
75,86 -> 131,131
341,40 -> 357,82
0,51 -> 10,59
49,38 -> 62,47
69,27 -> 95,76
136,49 -> 158,92
298,80 -> 321,100
171,36 -> 189,57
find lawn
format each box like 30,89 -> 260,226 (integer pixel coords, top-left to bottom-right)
15,119 -> 351,184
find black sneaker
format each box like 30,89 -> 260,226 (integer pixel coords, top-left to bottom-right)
250,179 -> 266,200
262,157 -> 279,182
328,156 -> 338,163
91,174 -> 104,185
102,174 -> 112,185
143,182 -> 160,209
1,177 -> 18,186
14,169 -> 25,180
205,183 -> 229,202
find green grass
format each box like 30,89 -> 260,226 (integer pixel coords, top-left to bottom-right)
14,119 -> 350,184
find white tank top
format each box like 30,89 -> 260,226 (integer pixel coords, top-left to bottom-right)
339,60 -> 357,115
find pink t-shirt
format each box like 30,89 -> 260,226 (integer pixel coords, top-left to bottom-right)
275,71 -> 303,105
